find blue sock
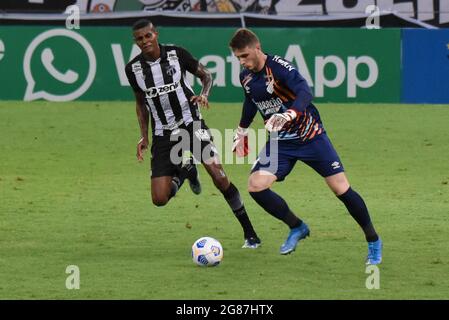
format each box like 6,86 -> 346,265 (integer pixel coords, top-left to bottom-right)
337,187 -> 378,242
250,189 -> 302,228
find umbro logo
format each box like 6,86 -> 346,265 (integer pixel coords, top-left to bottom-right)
331,161 -> 341,170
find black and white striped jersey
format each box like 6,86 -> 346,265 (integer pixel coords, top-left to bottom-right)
125,44 -> 202,137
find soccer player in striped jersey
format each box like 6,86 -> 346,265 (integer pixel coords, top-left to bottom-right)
229,28 -> 382,264
125,20 -> 260,248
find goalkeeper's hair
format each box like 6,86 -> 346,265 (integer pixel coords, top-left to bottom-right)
229,28 -> 260,50
132,19 -> 155,31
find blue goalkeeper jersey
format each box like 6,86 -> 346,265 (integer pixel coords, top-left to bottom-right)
239,54 -> 324,142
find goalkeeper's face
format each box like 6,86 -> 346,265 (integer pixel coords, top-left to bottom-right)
233,44 -> 264,72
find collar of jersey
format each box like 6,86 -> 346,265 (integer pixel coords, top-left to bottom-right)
141,44 -> 167,65
250,53 -> 270,75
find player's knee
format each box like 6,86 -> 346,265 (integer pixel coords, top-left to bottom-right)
152,195 -> 169,207
325,172 -> 350,196
248,175 -> 271,193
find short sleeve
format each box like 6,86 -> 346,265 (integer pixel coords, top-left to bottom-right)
125,63 -> 141,93
176,47 -> 199,74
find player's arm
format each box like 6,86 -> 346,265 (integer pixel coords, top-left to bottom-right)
265,66 -> 313,132
126,63 -> 149,162
134,91 -> 150,162
239,95 -> 258,129
283,69 -> 313,114
190,63 -> 212,109
177,46 -> 212,109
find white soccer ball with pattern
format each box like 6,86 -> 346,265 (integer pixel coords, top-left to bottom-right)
191,237 -> 223,267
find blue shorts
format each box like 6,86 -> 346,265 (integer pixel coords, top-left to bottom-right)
251,134 -> 344,181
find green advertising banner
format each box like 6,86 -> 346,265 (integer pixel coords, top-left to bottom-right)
0,26 -> 400,102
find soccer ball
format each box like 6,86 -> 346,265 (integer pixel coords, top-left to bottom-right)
191,237 -> 223,267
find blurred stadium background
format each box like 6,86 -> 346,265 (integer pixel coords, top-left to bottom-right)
1,0 -> 448,300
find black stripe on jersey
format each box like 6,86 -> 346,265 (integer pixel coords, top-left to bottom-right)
149,113 -> 156,136
159,60 -> 184,122
179,71 -> 199,120
142,62 -> 169,125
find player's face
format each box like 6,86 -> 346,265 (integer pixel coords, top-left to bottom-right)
233,44 -> 263,72
133,25 -> 159,57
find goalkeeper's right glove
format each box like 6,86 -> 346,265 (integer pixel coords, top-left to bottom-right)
265,109 -> 297,132
231,126 -> 249,157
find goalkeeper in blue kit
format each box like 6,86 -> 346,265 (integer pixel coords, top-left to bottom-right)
229,28 -> 382,264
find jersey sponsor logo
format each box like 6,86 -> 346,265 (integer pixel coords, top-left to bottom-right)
146,81 -> 180,98
272,55 -> 294,72
254,97 -> 284,115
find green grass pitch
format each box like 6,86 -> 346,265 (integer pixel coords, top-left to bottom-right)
0,101 -> 448,299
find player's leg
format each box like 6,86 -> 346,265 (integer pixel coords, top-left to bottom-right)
325,172 -> 382,264
304,133 -> 382,264
177,156 -> 202,195
189,119 -> 260,248
151,176 -> 176,206
202,156 -> 261,248
325,172 -> 378,241
170,121 -> 208,196
248,142 -> 310,255
150,137 -> 186,206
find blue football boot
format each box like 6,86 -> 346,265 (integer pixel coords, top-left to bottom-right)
366,238 -> 383,265
280,223 -> 310,255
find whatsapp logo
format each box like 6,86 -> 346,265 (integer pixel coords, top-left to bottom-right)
24,29 -> 96,101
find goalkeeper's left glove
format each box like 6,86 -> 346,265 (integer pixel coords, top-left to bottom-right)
265,109 -> 297,132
